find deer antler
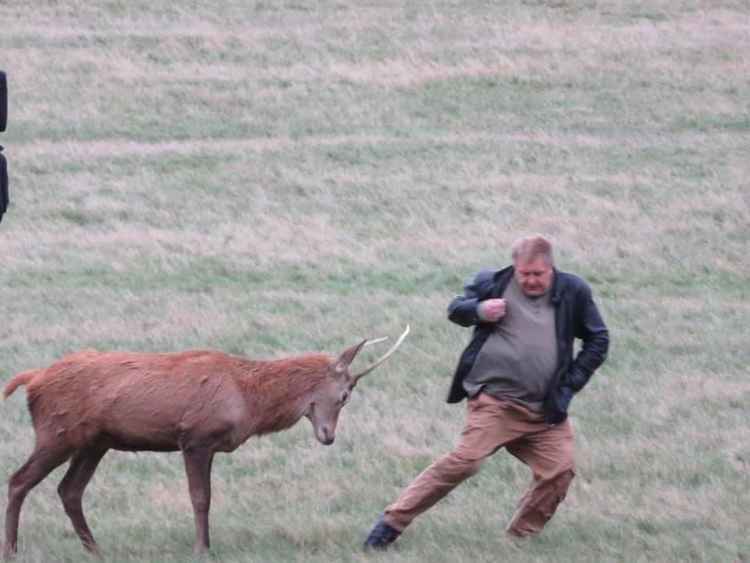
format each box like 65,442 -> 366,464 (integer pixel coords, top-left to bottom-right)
350,325 -> 410,384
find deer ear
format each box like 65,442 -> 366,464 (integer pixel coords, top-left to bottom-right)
333,339 -> 367,375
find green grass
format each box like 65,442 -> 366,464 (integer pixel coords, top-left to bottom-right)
1,0 -> 749,561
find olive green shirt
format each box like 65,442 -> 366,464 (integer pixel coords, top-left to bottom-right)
462,276 -> 557,411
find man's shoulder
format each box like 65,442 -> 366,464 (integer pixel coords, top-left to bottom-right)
460,266 -> 513,299
471,265 -> 513,284
554,270 -> 593,296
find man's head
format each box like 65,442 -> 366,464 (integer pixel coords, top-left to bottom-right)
511,235 -> 555,297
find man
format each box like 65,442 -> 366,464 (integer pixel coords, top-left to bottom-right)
364,235 -> 609,549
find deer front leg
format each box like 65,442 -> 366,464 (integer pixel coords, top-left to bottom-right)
182,447 -> 215,554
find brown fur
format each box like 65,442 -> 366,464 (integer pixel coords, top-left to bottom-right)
2,342 -> 368,558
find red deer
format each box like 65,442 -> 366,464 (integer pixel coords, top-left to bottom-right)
2,326 -> 409,559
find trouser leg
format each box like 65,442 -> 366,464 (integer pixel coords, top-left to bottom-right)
384,394 -> 520,532
506,418 -> 576,537
383,450 -> 481,531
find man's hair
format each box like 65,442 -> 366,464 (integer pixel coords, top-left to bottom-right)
511,234 -> 554,266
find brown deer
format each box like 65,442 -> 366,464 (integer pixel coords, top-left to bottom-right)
2,326 -> 409,559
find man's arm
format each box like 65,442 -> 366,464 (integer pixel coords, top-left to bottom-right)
447,270 -> 505,327
565,282 -> 609,392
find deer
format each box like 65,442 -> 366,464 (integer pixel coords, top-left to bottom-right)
2,326 -> 409,559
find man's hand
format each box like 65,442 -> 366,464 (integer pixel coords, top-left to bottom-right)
477,298 -> 506,322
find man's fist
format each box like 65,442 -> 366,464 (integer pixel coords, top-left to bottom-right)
477,299 -> 506,322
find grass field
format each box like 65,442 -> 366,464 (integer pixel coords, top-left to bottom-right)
1,1 -> 749,561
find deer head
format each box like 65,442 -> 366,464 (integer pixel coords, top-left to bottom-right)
305,325 -> 409,445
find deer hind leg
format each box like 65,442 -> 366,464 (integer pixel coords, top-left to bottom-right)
4,444 -> 73,559
182,447 -> 215,555
57,446 -> 108,557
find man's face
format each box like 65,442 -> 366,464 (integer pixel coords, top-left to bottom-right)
514,256 -> 554,297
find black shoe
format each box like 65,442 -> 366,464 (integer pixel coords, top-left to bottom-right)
363,514 -> 401,551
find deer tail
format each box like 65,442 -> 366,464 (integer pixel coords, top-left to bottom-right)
3,369 -> 42,399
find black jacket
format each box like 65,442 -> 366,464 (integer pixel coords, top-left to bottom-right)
446,266 -> 609,424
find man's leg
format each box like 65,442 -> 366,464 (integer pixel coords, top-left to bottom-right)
383,394 -> 523,532
364,395 -> 505,550
505,418 -> 575,537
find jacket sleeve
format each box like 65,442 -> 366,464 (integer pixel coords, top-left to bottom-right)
447,270 -> 492,327
566,282 -> 609,392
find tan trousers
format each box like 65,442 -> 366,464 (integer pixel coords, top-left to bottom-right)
384,392 -> 575,537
